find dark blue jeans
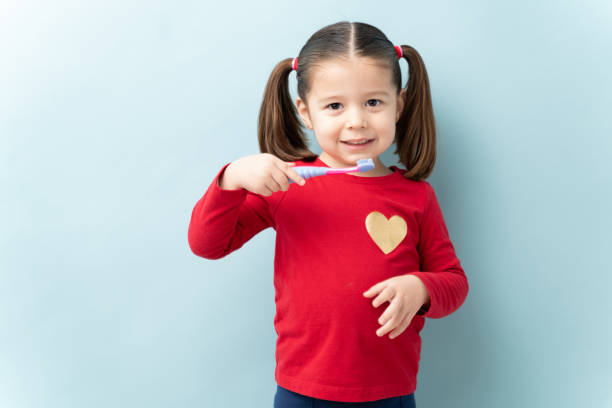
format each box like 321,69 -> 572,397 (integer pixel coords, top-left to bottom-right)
274,385 -> 416,408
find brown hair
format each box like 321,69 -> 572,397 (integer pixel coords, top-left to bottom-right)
257,20 -> 436,181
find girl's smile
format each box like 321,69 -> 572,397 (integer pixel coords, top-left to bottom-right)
341,138 -> 375,150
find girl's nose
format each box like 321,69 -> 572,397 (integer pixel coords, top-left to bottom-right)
345,108 -> 367,129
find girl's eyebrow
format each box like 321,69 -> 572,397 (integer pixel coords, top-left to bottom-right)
319,91 -> 391,102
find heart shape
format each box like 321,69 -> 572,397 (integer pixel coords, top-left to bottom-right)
365,211 -> 407,255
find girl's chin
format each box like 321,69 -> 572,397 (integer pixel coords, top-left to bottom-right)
322,154 -> 378,169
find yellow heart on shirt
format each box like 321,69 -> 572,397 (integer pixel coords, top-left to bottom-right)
365,211 -> 407,255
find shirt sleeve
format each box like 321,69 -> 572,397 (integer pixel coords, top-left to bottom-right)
408,181 -> 469,319
187,162 -> 276,260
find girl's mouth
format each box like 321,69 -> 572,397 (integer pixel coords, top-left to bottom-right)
341,139 -> 374,149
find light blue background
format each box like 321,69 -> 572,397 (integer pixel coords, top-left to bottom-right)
1,1 -> 611,407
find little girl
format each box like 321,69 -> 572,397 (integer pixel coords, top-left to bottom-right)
188,20 -> 469,407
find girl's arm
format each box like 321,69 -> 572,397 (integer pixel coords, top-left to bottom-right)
187,163 -> 276,259
409,182 -> 469,319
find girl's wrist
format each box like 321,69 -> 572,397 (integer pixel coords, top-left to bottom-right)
218,164 -> 242,190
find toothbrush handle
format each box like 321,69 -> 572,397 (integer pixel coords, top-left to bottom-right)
288,166 -> 329,184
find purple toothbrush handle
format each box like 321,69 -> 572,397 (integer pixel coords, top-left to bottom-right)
288,166 -> 329,183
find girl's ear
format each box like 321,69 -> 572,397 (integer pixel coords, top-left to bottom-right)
296,97 -> 313,129
396,88 -> 407,123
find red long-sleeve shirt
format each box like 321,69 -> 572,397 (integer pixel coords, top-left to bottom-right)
188,156 -> 469,402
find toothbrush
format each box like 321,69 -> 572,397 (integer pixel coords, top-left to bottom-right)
288,158 -> 375,184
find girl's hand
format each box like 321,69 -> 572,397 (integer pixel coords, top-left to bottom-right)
221,153 -> 306,195
363,274 -> 430,339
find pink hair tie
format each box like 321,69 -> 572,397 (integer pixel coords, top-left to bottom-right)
394,45 -> 403,58
291,57 -> 298,71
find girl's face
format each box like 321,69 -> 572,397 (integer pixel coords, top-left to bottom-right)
296,56 -> 405,176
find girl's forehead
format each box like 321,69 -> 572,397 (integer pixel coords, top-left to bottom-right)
309,57 -> 394,97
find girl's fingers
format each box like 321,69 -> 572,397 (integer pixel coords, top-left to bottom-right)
283,163 -> 306,185
270,168 -> 290,191
263,180 -> 276,196
389,313 -> 413,339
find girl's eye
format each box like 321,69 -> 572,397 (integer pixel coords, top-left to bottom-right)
326,99 -> 382,110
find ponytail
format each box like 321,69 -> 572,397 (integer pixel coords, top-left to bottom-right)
257,58 -> 317,162
394,44 -> 437,181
